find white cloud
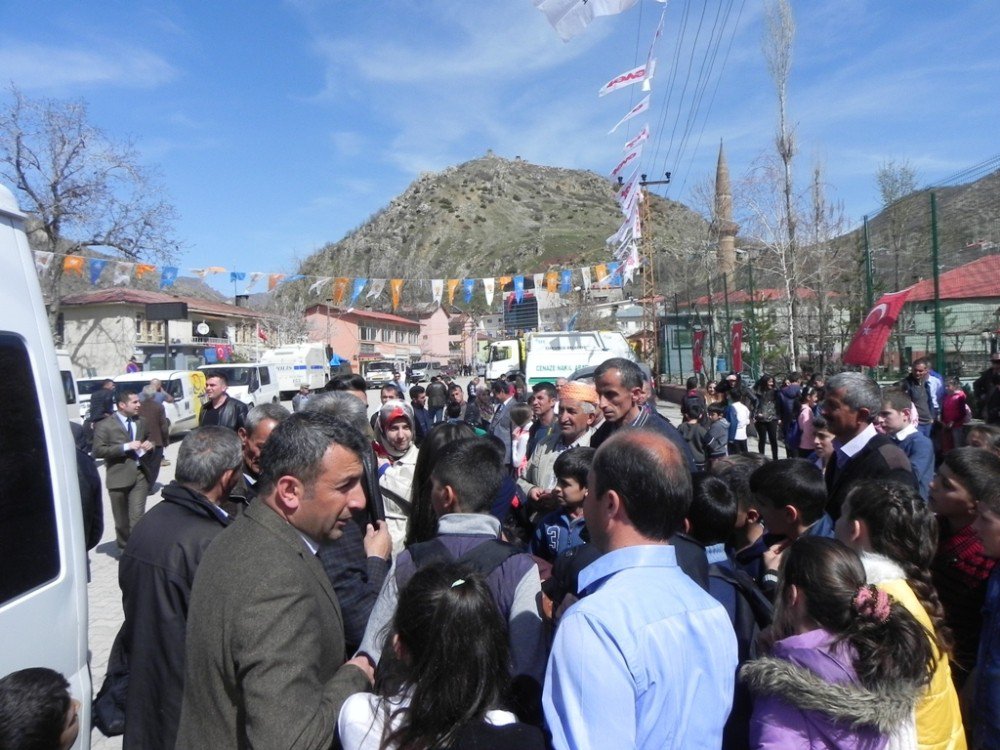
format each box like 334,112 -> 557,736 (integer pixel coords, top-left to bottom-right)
0,42 -> 176,91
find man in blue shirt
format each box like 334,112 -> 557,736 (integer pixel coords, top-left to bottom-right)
543,430 -> 737,750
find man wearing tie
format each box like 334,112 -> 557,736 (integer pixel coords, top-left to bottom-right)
94,390 -> 154,548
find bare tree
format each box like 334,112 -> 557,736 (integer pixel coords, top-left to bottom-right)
761,0 -> 800,365
875,158 -> 919,290
0,85 -> 179,337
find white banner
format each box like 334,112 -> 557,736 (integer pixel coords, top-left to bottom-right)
623,123 -> 650,152
366,278 -> 386,300
607,215 -> 633,246
533,273 -> 544,291
617,169 -> 641,209
610,145 -> 643,178
581,266 -> 592,290
642,58 -> 657,91
623,245 -> 641,284
431,278 -> 444,305
608,94 -> 650,134
598,61 -> 652,97
533,0 -> 640,42
483,277 -> 495,306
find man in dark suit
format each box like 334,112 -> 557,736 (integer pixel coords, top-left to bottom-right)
489,379 -> 515,469
93,390 -> 153,548
822,371 -> 916,519
117,426 -> 241,750
176,412 -> 374,748
137,385 -> 170,491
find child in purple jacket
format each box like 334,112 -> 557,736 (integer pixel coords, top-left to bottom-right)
740,537 -> 933,750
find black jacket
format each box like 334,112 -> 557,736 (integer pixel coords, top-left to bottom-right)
824,432 -> 916,519
89,387 -> 116,422
117,482 -> 230,750
198,395 -> 248,431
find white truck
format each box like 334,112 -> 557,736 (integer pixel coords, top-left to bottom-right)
524,330 -> 637,387
364,360 -> 405,390
198,363 -> 281,408
259,343 -> 330,397
485,339 -> 524,381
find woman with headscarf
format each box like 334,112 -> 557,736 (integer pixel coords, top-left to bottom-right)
375,399 -> 419,554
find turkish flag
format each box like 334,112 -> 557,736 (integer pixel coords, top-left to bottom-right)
693,330 -> 705,373
731,322 -> 744,373
842,289 -> 912,366
257,324 -> 268,342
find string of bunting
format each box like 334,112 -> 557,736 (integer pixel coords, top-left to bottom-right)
32,249 -> 627,311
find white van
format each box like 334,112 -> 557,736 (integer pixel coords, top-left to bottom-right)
0,184 -> 91,744
198,363 -> 281,408
55,348 -> 82,424
259,343 -> 330,396
75,376 -> 111,421
114,369 -> 207,436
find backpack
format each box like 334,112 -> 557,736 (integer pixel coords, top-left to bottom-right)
408,537 -> 523,577
708,562 -> 774,662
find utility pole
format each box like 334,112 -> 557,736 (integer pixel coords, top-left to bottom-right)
637,172 -> 671,377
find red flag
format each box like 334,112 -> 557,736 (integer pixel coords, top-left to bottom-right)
257,324 -> 268,342
842,289 -> 912,367
692,330 -> 705,373
730,321 -> 744,373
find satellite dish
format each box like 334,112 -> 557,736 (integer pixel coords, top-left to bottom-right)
196,322 -> 210,335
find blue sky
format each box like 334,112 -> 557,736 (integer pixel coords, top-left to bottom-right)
3,0 -> 998,290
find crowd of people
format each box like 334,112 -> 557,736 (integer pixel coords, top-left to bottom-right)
5,353 -> 1000,749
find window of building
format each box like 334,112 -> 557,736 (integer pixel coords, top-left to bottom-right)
0,333 -> 59,605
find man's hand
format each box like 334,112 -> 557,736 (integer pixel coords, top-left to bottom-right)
363,520 -> 392,560
127,440 -> 142,452
345,655 -> 375,686
140,440 -> 154,451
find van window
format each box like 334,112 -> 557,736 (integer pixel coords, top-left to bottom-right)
259,367 -> 270,386
60,371 -> 77,405
0,334 -> 59,605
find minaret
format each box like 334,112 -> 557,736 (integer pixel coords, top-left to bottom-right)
715,141 -> 739,282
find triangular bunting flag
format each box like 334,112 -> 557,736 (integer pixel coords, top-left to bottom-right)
463,279 -> 475,304
560,269 -> 573,294
581,267 -> 592,290
135,263 -> 156,280
431,279 -> 444,306
514,275 -> 525,304
332,277 -> 349,305
33,251 -> 54,276
229,271 -> 246,283
545,271 -> 558,293
267,274 -> 285,291
367,279 -> 386,300
447,279 -> 460,306
483,278 -> 495,306
87,258 -> 108,285
390,279 -> 404,310
113,262 -> 134,285
351,278 -> 367,304
533,273 -> 544,290
245,272 -> 264,292
63,255 -> 85,276
309,277 -> 332,295
160,266 -> 179,289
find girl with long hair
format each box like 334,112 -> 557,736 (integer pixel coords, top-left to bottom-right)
338,564 -> 544,750
742,537 -> 933,749
835,481 -> 966,749
930,448 -> 1000,688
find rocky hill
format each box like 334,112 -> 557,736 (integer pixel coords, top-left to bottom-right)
298,152 -> 709,285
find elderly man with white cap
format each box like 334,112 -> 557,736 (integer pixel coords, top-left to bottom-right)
518,381 -> 600,513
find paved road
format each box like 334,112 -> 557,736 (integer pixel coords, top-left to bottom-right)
87,384 -> 698,747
